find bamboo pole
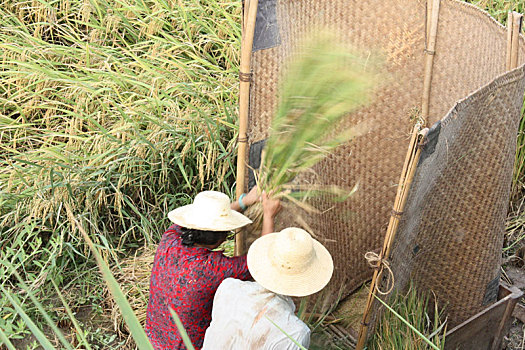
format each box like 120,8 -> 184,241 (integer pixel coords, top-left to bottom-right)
421,0 -> 441,125
426,0 -> 433,41
511,12 -> 523,70
355,126 -> 429,350
506,12 -> 514,71
235,0 -> 259,256
243,0 -> 252,27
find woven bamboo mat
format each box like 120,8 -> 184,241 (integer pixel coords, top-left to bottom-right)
243,0 -> 525,324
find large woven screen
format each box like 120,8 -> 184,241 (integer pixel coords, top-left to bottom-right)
243,0 -> 525,311
389,66 -> 525,326
429,0 -> 525,123
245,0 -> 426,300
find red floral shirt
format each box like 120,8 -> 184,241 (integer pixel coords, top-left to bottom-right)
145,224 -> 251,349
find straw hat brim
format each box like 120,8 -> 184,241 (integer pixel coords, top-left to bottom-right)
168,205 -> 252,231
247,232 -> 334,297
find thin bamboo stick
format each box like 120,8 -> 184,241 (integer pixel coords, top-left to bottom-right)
426,0 -> 433,41
421,0 -> 441,125
355,126 -> 418,349
506,12 -> 514,71
235,0 -> 259,256
511,12 -> 523,70
355,126 -> 429,349
243,0 -> 252,28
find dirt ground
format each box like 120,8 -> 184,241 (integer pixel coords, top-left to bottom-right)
503,320 -> 525,350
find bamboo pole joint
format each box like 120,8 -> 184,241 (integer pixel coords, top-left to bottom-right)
239,71 -> 253,82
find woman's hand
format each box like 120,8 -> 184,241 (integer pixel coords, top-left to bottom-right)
261,192 -> 281,235
262,192 -> 281,218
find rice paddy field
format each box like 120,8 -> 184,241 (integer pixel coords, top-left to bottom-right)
1,0 -> 525,349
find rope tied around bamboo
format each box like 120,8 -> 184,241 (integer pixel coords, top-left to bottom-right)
364,251 -> 395,295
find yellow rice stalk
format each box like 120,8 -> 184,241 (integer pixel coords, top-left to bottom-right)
243,33 -> 381,238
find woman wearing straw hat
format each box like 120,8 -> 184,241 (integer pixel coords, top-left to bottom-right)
202,227 -> 334,349
145,188 -> 281,350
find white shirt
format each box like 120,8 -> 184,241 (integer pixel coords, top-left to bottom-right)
202,278 -> 310,350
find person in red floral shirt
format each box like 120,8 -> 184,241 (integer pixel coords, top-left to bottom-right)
145,188 -> 281,349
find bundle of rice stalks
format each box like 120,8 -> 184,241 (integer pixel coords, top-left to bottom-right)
368,284 -> 447,350
0,0 -> 242,332
243,33 -> 381,237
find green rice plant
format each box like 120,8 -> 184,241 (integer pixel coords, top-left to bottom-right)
504,194 -> 525,257
1,207 -> 308,350
368,284 -> 447,350
168,308 -> 196,350
0,267 -> 75,350
509,96 -> 525,255
265,316 -> 308,350
0,0 -> 243,339
465,0 -> 525,23
0,205 -> 197,350
64,204 -> 153,349
257,34 -> 379,200
243,33 -> 381,235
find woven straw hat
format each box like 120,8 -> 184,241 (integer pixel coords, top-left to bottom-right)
168,191 -> 252,231
247,227 -> 334,297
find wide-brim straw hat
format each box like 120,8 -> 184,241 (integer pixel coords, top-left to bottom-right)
168,191 -> 252,231
247,227 -> 334,297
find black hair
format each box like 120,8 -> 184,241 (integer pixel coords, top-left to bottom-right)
180,227 -> 230,247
